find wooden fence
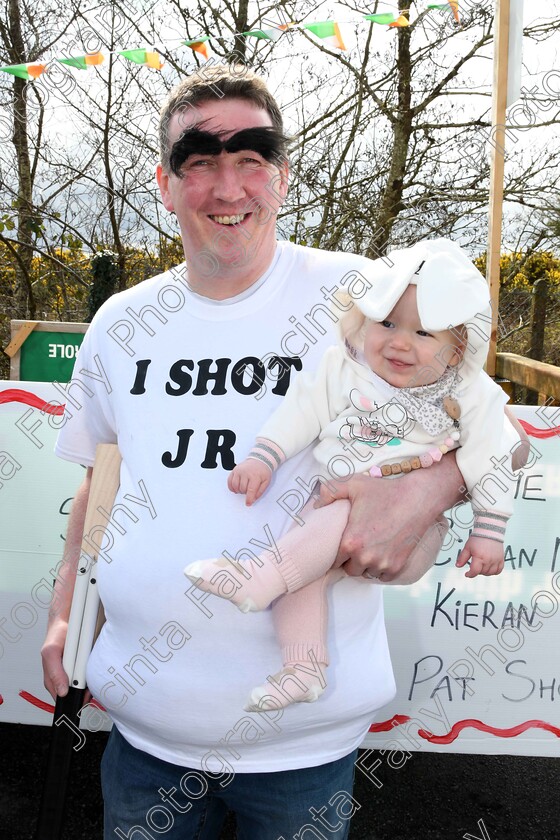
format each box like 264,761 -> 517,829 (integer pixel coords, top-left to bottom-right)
496,353 -> 560,404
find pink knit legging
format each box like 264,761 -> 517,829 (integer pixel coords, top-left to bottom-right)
270,498 -> 448,667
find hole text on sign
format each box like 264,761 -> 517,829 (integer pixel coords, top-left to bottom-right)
48,344 -> 81,359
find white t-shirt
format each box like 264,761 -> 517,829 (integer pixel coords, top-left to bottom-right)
55,241 -> 396,771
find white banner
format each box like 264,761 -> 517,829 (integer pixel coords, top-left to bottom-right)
1,383 -> 559,755
507,0 -> 525,108
0,382 -> 84,724
364,404 -> 560,756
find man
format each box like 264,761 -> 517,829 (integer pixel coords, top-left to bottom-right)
41,66 -> 521,839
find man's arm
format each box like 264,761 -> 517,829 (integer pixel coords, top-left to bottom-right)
316,451 -> 463,579
41,468 -> 92,699
317,400 -> 530,580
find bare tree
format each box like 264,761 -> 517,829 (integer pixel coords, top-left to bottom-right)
0,0 -> 79,316
1,0 -> 559,330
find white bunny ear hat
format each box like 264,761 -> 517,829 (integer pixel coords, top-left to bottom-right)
351,238 -> 492,385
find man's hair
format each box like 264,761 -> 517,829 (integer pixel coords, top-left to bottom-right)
159,64 -> 285,172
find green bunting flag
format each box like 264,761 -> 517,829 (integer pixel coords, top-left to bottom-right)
364,13 -> 398,24
58,56 -> 88,69
242,28 -> 283,42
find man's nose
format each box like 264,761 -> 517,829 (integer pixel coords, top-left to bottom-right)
213,158 -> 246,202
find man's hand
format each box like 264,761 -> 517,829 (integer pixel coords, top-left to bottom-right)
314,454 -> 464,579
456,535 -> 504,578
41,468 -> 92,701
228,458 -> 272,506
41,617 -> 70,700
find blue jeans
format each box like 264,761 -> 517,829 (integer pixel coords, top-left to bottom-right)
101,726 -> 358,840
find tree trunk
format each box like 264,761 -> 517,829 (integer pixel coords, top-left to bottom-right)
9,0 -> 36,318
367,1 -> 413,258
101,17 -> 126,291
232,0 -> 249,61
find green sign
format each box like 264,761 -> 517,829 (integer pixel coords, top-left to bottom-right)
19,330 -> 85,382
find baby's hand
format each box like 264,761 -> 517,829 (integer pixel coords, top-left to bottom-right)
456,535 -> 504,579
228,458 -> 272,506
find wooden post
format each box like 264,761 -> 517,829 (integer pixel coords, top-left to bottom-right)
528,278 -> 548,361
3,320 -> 37,358
486,0 -> 511,376
525,277 -> 549,404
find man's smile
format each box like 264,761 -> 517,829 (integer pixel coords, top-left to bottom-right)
208,213 -> 249,226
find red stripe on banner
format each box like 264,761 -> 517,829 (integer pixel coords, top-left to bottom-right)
0,388 -> 65,414
19,690 -> 107,716
518,419 -> 560,439
418,718 -> 560,744
19,690 -> 55,714
369,714 -> 410,732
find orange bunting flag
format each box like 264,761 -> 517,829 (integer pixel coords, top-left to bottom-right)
447,0 -> 460,22
85,52 -> 105,66
28,64 -> 46,78
388,14 -> 410,28
184,38 -> 210,59
146,51 -> 163,69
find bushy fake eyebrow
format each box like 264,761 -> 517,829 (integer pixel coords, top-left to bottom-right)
169,126 -> 288,176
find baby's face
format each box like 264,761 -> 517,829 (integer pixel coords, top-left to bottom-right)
363,285 -> 462,387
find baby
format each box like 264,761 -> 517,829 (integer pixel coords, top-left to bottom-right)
185,239 -> 517,712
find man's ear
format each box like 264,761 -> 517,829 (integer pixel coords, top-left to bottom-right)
156,163 -> 174,212
265,160 -> 289,214
278,160 -> 289,199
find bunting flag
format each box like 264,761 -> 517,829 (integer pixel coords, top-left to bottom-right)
0,62 -> 46,79
428,1 -> 460,21
0,6 -> 465,79
389,14 -> 410,27
302,21 -> 347,50
183,38 -> 211,59
302,20 -> 347,50
119,49 -> 164,69
243,28 -> 284,42
364,13 -> 399,24
448,0 -> 460,22
58,53 -> 105,69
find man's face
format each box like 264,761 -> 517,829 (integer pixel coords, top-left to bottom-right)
156,98 -> 288,288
